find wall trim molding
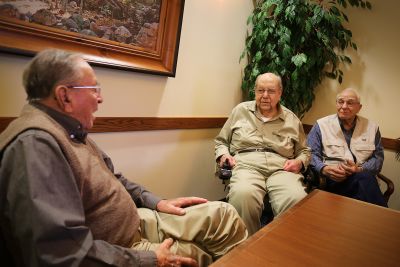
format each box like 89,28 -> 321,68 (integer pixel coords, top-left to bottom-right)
1,116 -> 399,151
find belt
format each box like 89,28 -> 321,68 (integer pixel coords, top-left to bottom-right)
235,147 -> 276,155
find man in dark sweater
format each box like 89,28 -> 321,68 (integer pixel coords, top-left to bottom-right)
0,49 -> 247,267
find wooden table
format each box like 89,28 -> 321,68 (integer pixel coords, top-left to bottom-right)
211,189 -> 400,267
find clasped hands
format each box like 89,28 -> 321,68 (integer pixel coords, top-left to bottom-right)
322,159 -> 363,182
154,197 -> 207,267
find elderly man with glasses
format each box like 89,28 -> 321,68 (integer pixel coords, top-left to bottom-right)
0,49 -> 248,267
307,88 -> 387,206
215,72 -> 311,236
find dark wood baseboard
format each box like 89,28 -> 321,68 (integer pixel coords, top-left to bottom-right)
1,117 -> 399,151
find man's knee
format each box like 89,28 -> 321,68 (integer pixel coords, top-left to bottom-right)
228,186 -> 264,215
270,186 -> 307,216
228,184 -> 254,201
288,187 -> 307,204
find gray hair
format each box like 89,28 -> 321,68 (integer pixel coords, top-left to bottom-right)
22,49 -> 84,101
255,72 -> 283,91
336,88 -> 361,103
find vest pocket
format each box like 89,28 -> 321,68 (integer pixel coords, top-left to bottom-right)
353,144 -> 375,160
325,143 -> 345,158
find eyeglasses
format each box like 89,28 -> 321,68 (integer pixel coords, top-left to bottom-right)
255,89 -> 277,95
336,99 -> 359,107
66,85 -> 101,95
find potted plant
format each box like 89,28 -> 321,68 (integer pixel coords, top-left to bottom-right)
241,0 -> 371,118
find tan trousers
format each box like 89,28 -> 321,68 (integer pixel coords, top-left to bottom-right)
131,201 -> 248,266
228,152 -> 307,235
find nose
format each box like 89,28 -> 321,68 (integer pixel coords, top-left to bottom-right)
97,94 -> 103,104
261,91 -> 270,97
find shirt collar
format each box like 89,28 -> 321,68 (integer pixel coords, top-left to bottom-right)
338,115 -> 357,133
31,101 -> 87,143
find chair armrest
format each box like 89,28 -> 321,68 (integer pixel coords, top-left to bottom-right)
376,173 -> 395,203
303,168 -> 326,193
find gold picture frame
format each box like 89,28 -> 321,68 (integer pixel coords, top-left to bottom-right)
0,0 -> 184,76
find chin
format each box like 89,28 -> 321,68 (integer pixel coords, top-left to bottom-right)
261,106 -> 271,112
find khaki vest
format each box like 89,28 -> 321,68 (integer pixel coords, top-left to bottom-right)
317,114 -> 377,165
0,104 -> 140,247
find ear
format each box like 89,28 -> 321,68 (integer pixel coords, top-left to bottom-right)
357,103 -> 363,113
54,85 -> 73,112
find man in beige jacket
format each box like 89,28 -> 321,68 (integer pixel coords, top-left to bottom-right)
215,73 -> 310,235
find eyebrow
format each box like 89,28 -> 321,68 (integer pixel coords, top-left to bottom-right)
337,97 -> 358,100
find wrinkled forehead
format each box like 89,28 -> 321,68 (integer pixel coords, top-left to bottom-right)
256,76 -> 280,89
337,90 -> 359,101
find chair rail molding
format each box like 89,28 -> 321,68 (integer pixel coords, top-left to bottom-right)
0,117 -> 399,151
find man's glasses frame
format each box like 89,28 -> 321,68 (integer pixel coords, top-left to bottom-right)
255,89 -> 278,95
336,98 -> 360,108
66,85 -> 101,95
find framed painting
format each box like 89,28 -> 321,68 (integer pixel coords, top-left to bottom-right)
0,0 -> 185,76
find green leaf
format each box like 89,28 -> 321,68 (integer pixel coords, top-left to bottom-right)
282,45 -> 292,58
305,19 -> 312,34
255,51 -> 262,63
291,53 -> 307,67
343,56 -> 352,64
252,67 -> 260,78
274,3 -> 283,17
247,14 -> 253,25
239,50 -> 246,62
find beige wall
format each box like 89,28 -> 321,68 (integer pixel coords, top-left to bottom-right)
303,0 -> 400,209
1,0 -> 399,209
0,0 -> 253,201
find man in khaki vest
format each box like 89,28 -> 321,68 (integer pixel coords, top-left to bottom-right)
307,88 -> 386,206
0,49 -> 248,267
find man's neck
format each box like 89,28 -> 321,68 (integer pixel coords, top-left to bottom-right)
257,105 -> 280,119
340,117 -> 356,131
38,98 -> 63,113
31,101 -> 87,143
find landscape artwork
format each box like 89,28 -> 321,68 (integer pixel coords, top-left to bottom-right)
0,0 -> 161,50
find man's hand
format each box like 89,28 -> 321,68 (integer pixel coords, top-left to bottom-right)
156,238 -> 198,267
340,160 -> 362,176
156,197 -> 208,215
219,154 -> 236,168
283,159 -> 303,174
321,165 -> 347,182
